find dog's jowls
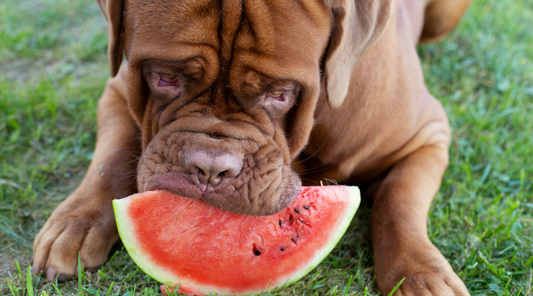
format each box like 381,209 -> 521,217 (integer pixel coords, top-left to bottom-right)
32,0 -> 472,294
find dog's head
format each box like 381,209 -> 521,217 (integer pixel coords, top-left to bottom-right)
97,0 -> 392,215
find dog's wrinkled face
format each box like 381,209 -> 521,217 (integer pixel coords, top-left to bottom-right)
122,0 -> 332,215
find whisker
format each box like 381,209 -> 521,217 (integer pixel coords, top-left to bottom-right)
291,134 -> 331,165
298,167 -> 335,175
295,160 -> 336,173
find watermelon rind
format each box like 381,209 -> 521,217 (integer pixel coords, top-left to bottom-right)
113,186 -> 360,295
113,197 -> 201,291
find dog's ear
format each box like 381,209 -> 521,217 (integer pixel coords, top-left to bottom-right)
96,0 -> 125,77
324,0 -> 393,108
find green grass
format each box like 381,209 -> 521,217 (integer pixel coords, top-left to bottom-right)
1,0 -> 532,294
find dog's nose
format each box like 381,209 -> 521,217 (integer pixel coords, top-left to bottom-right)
184,149 -> 243,186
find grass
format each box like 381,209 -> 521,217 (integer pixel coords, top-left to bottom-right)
1,0 -> 532,294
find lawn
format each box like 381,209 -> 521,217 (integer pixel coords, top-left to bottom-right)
1,0 -> 532,295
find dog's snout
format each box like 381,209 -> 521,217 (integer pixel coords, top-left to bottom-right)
184,149 -> 243,186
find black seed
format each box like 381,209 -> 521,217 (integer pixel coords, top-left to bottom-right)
294,209 -> 300,213
254,250 -> 261,256
279,220 -> 282,227
300,219 -> 304,223
292,238 -> 297,243
290,216 -> 293,223
280,247 -> 284,251
304,206 -> 310,210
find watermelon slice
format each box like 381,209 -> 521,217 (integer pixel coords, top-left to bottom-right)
113,186 -> 360,295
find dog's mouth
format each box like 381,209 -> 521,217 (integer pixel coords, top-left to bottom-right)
146,172 -> 207,200
138,134 -> 301,216
144,167 -> 301,216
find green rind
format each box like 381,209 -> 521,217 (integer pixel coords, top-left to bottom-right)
114,196 -> 225,293
113,199 -> 157,281
113,186 -> 361,295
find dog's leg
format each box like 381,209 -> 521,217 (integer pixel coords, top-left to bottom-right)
32,66 -> 140,280
371,144 -> 469,295
420,0 -> 472,43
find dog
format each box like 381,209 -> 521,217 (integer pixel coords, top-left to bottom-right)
31,0 -> 472,294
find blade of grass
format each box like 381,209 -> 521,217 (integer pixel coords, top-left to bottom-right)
15,260 -> 22,279
387,278 -> 405,296
124,268 -> 139,281
52,283 -> 64,296
104,282 -> 114,296
26,265 -> 34,296
0,218 -> 32,248
7,280 -> 20,296
165,284 -> 180,296
78,252 -> 83,293
343,275 -> 355,295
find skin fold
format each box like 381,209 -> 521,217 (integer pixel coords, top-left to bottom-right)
32,0 -> 472,294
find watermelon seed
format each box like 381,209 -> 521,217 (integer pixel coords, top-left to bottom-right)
292,238 -> 297,243
294,209 -> 300,213
279,220 -> 282,227
303,206 -> 310,210
280,247 -> 284,251
290,216 -> 293,223
254,250 -> 261,256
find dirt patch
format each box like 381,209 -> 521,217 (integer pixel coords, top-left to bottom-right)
0,251 -> 30,280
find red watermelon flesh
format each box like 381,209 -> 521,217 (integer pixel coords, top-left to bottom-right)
113,186 -> 360,295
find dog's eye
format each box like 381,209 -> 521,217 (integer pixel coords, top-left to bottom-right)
158,73 -> 180,87
268,90 -> 285,101
161,73 -> 177,80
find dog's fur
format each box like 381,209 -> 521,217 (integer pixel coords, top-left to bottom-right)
32,0 -> 472,294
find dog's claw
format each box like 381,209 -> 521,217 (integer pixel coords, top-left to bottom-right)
32,192 -> 120,283
32,262 -> 40,276
46,267 -> 57,281
57,272 -> 71,282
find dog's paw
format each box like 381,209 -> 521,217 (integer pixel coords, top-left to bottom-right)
375,241 -> 469,296
31,193 -> 119,281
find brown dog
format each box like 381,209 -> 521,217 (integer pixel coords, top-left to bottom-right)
32,0 -> 471,294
